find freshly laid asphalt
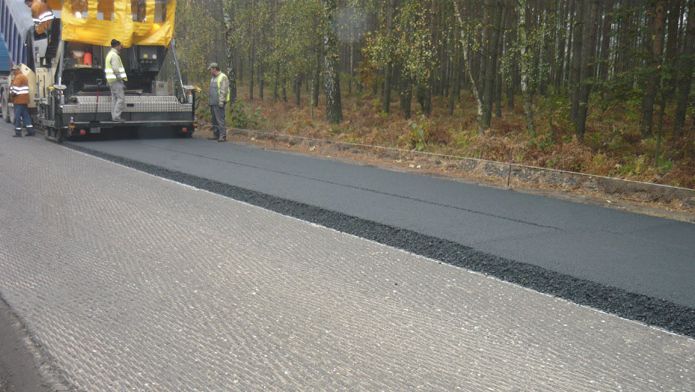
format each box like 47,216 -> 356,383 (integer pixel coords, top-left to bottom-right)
0,128 -> 694,390
65,137 -> 695,312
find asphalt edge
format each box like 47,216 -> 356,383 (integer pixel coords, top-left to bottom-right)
0,294 -> 74,391
66,143 -> 695,339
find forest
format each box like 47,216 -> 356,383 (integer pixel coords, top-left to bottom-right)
171,0 -> 695,187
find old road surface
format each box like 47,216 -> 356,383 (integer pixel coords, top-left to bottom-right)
0,125 -> 693,390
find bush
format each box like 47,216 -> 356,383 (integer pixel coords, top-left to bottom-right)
407,119 -> 428,151
229,100 -> 264,129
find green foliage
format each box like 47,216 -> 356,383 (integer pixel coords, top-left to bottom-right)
408,120 -> 427,151
174,2 -> 224,86
363,0 -> 435,87
268,0 -> 324,83
454,131 -> 472,150
616,154 -> 650,177
403,115 -> 434,151
229,100 -> 264,129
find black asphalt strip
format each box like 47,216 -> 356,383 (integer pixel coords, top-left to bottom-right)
67,144 -> 695,338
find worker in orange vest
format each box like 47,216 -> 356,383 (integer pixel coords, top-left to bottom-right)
25,0 -> 54,36
9,66 -> 34,137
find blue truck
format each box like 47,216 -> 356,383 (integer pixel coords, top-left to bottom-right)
0,33 -> 13,120
0,35 -> 9,118
0,0 -> 32,122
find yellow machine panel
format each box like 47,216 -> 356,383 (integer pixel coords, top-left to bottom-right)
60,0 -> 176,48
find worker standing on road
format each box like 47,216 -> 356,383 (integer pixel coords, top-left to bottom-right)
208,63 -> 230,142
26,0 -> 54,36
9,65 -> 34,138
105,39 -> 127,122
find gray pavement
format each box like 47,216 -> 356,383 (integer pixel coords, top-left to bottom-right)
0,129 -> 694,390
69,137 -> 695,308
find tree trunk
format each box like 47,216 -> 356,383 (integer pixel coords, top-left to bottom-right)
349,41 -> 354,95
576,0 -> 600,141
322,0 -> 343,123
570,0 -> 585,124
249,40 -> 256,101
480,0 -> 496,132
553,0 -> 567,92
238,55 -> 243,83
656,0 -> 682,139
453,1 -> 483,130
222,1 -> 238,105
597,0 -> 614,82
495,69 -> 503,118
562,0 -> 576,91
294,76 -> 302,107
282,77 -> 287,102
313,44 -> 322,107
518,0 -> 536,137
383,0 -> 396,113
259,64 -> 264,100
448,36 -> 462,116
400,75 -> 412,119
663,0 -> 681,96
537,9 -> 551,96
674,0 -> 694,136
273,64 -> 279,101
640,0 -> 666,138
495,6 -> 507,119
416,83 -> 432,116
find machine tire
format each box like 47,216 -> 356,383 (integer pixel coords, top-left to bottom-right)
1,96 -> 9,123
8,104 -> 15,125
45,127 -> 55,141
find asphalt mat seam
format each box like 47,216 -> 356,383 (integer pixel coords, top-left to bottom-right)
139,141 -> 695,252
132,141 -> 563,230
64,143 -> 695,338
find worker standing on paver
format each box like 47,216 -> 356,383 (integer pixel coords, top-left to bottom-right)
27,0 -> 54,36
208,62 -> 230,142
105,39 -> 127,122
9,65 -> 34,138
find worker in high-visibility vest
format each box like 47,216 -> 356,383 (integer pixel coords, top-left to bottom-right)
9,65 -> 34,137
26,0 -> 54,36
105,39 -> 128,122
207,62 -> 230,142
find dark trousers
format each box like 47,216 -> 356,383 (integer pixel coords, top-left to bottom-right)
14,104 -> 33,135
210,104 -> 227,138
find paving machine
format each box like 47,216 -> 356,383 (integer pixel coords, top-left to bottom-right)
0,0 -> 195,142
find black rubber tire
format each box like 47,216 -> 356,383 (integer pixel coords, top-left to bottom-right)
1,94 -> 9,123
7,105 -> 15,125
